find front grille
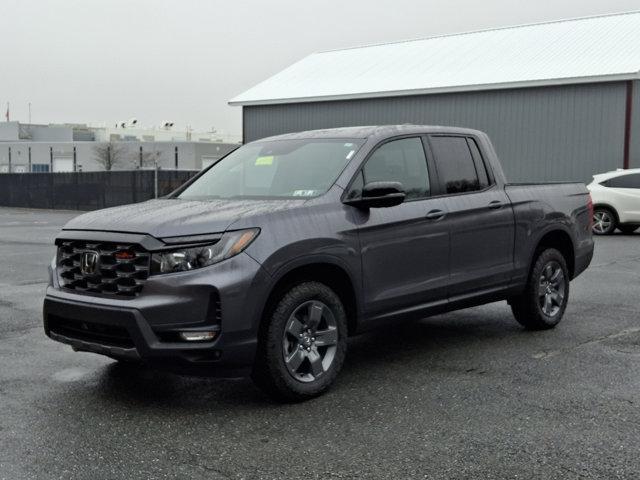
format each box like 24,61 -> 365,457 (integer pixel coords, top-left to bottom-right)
48,315 -> 135,349
57,240 -> 150,297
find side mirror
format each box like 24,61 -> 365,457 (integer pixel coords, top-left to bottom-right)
344,181 -> 406,208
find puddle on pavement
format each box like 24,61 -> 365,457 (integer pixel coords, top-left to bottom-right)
602,329 -> 640,355
52,367 -> 92,382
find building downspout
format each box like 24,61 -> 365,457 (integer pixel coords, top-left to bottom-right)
623,80 -> 633,169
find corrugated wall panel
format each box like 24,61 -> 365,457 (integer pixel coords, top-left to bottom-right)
243,82 -> 627,182
630,80 -> 640,168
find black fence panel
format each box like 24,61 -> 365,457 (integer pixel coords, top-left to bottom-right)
0,170 -> 198,210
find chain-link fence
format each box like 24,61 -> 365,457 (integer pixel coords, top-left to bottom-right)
0,170 -> 198,210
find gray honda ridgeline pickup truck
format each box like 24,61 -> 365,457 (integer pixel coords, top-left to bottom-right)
44,125 -> 594,401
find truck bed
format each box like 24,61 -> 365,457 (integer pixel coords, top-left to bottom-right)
504,182 -> 593,283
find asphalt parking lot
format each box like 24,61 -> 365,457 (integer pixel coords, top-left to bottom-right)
1,207 -> 639,479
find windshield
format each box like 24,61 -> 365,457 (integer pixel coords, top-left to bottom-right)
177,138 -> 364,200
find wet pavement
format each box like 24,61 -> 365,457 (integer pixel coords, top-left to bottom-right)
1,207 -> 639,479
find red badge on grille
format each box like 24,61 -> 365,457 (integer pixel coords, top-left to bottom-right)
115,251 -> 136,260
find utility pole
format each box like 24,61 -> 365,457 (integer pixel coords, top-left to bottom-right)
154,161 -> 159,198
28,103 -> 31,124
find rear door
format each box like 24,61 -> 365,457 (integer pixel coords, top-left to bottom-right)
347,136 -> 450,318
427,135 -> 514,297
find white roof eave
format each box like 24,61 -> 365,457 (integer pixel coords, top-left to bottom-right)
229,72 -> 640,106
229,11 -> 640,107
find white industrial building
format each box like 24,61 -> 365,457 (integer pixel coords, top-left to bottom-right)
0,122 -> 240,173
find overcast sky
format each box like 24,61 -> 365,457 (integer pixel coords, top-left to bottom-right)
1,0 -> 639,136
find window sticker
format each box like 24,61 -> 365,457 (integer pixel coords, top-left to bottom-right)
255,156 -> 274,166
293,190 -> 317,197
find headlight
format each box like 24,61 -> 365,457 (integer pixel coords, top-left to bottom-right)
151,228 -> 259,275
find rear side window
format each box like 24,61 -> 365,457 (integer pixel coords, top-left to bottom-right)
603,173 -> 640,189
362,137 -> 430,200
429,136 -> 484,194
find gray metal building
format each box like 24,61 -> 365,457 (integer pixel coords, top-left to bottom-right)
230,12 -> 640,182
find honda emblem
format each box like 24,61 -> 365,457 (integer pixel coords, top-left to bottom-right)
80,251 -> 99,275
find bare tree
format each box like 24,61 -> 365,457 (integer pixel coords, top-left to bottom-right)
140,149 -> 161,169
93,141 -> 128,171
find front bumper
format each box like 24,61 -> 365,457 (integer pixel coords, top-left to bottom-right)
44,251 -> 272,377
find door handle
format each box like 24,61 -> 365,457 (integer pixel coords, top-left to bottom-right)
425,209 -> 446,220
488,200 -> 503,209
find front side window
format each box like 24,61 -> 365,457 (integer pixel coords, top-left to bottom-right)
361,137 -> 430,200
430,136 -> 483,194
178,138 -> 364,200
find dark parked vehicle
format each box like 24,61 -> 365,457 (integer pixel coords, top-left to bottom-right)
44,125 -> 594,401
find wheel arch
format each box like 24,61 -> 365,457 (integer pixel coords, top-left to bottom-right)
592,203 -> 620,223
530,228 -> 576,279
258,259 -> 360,337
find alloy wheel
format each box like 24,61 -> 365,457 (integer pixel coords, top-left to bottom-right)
282,300 -> 338,383
592,210 -> 613,234
538,261 -> 566,317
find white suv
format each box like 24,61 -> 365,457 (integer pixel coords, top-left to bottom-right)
587,169 -> 640,235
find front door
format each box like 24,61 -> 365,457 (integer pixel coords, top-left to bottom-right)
347,136 -> 450,319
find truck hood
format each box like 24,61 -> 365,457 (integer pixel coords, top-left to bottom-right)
62,198 -> 305,239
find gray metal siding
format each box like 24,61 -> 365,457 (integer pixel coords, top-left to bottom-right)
630,80 -> 640,169
243,83 -> 628,182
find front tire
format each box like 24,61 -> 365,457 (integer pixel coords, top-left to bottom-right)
252,281 -> 348,402
592,207 -> 616,235
509,248 -> 570,330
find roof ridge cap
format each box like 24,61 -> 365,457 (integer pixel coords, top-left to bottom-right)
316,10 -> 640,54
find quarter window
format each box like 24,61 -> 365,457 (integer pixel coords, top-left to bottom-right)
430,136 -> 484,194
361,137 -> 430,200
603,173 -> 640,189
467,138 -> 490,189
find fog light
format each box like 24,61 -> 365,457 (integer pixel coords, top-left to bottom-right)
178,331 -> 217,342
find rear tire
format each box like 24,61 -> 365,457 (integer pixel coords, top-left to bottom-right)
618,225 -> 638,235
509,248 -> 570,330
252,281 -> 348,402
592,207 -> 616,235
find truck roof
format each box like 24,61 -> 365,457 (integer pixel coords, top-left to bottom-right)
256,125 -> 484,142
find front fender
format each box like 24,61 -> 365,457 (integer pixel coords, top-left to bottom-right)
248,248 -> 363,332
